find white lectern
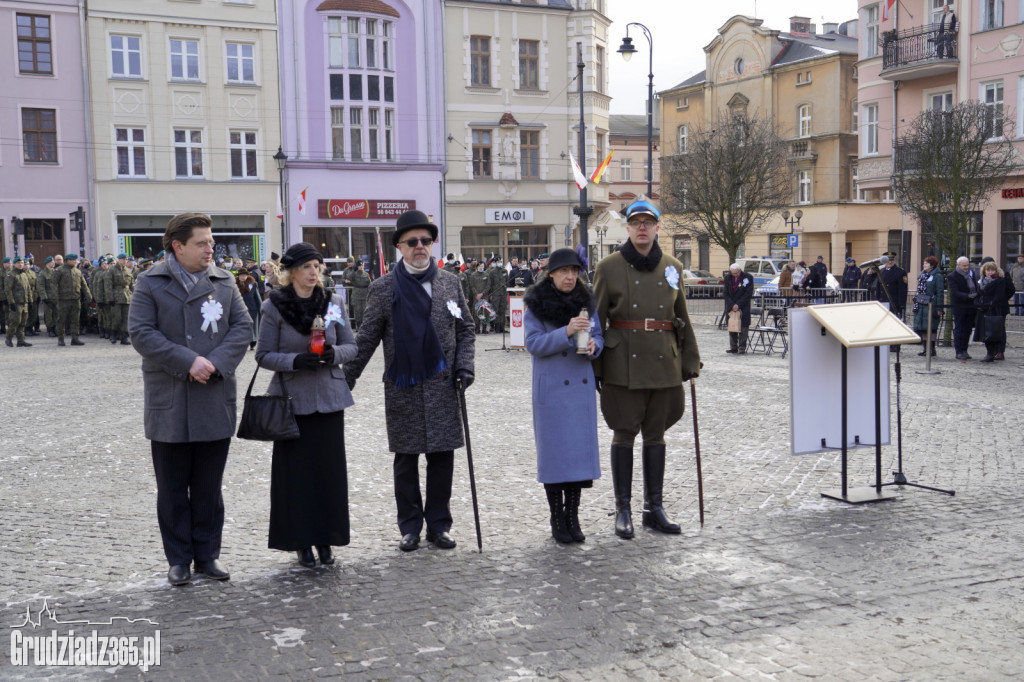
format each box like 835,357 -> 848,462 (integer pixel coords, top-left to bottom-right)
791,302 -> 921,504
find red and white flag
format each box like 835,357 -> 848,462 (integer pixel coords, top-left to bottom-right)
376,229 -> 387,277
276,191 -> 283,220
297,187 -> 309,215
569,152 -> 588,190
882,0 -> 896,21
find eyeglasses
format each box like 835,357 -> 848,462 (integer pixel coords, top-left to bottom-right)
628,220 -> 657,229
402,237 -> 434,248
190,240 -> 216,250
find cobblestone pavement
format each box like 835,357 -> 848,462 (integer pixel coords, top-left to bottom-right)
0,321 -> 1021,680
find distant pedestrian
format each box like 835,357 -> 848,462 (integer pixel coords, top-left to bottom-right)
128,213 -> 252,586
345,210 -> 476,553
975,261 -> 1014,362
722,263 -> 754,354
912,257 -> 944,357
947,256 -> 979,360
841,257 -> 861,301
524,248 -> 604,543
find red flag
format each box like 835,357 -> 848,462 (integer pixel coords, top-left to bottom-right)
376,230 -> 387,277
882,0 -> 895,21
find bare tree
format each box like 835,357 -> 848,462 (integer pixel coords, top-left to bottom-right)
891,101 -> 1018,259
660,111 -> 791,263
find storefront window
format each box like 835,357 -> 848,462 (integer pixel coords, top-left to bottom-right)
673,235 -> 692,269
117,214 -> 266,262
302,225 -> 395,273
461,225 -> 548,264
1000,210 -> 1024,270
919,212 -> 982,269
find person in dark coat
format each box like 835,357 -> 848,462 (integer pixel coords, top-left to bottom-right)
878,256 -> 908,318
840,257 -> 861,301
345,210 -> 476,552
975,261 -> 1015,362
911,256 -> 944,356
128,213 -> 252,586
524,249 -> 604,543
722,263 -> 754,354
947,256 -> 979,360
236,271 -> 262,349
256,243 -> 358,568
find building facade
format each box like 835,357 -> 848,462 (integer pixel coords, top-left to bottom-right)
442,0 -> 611,265
0,1 -> 90,263
658,15 -> 885,276
278,0 -> 445,270
85,0 -> 281,262
603,113 -> 659,261
858,0 -> 1024,272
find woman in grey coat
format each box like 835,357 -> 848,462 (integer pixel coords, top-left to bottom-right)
524,249 -> 604,543
255,243 -> 358,568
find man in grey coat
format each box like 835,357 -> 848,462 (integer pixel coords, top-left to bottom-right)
346,210 -> 475,552
128,213 -> 252,586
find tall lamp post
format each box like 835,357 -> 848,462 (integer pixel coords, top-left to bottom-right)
618,23 -> 654,199
273,146 -> 288,251
782,209 -> 802,259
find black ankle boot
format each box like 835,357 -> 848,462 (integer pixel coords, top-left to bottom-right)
564,486 -> 585,542
642,444 -> 681,534
544,485 -> 573,543
296,547 -> 316,568
610,445 -> 634,538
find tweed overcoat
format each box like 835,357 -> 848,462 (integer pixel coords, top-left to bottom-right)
346,268 -> 475,454
255,292 -> 358,415
525,307 -> 604,484
128,260 -> 252,443
592,250 -> 701,389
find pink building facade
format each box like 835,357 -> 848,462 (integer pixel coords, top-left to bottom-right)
857,0 -> 1024,272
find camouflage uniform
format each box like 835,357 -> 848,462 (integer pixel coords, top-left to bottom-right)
108,261 -> 134,344
92,262 -> 112,338
466,268 -> 493,334
54,260 -> 92,345
22,264 -> 38,335
4,262 -> 32,346
37,262 -> 59,335
0,260 -> 9,334
349,266 -> 370,328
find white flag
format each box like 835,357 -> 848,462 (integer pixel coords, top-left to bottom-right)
569,152 -> 588,190
297,186 -> 309,216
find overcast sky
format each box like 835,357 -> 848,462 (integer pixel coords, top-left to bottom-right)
607,0 -> 859,115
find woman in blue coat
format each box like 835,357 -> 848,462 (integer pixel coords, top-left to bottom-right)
524,249 -> 604,543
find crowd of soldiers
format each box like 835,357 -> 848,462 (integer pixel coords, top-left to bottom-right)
442,253 -> 549,334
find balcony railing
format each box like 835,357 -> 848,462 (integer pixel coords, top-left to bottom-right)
789,139 -> 816,159
881,23 -> 957,72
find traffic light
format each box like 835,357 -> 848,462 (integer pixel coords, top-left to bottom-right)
68,206 -> 84,232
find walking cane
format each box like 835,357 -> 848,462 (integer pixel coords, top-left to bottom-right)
457,378 -> 484,552
689,378 -> 705,527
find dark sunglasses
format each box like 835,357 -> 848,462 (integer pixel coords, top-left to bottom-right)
402,237 -> 434,247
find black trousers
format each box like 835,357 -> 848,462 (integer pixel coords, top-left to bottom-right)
393,451 -> 454,536
151,439 -> 230,566
952,309 -> 975,354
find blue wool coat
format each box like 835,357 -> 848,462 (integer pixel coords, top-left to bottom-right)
525,309 -> 604,484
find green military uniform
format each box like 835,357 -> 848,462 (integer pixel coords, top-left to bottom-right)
340,260 -> 357,317
592,200 -> 701,539
108,257 -> 134,344
22,263 -> 38,335
349,266 -> 370,328
37,259 -> 59,335
466,267 -> 493,334
4,260 -> 32,346
0,259 -> 10,334
92,262 -> 112,338
54,256 -> 92,346
486,262 -> 508,333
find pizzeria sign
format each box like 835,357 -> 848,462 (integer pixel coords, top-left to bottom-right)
318,199 -> 416,220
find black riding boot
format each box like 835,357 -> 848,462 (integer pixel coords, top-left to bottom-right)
610,445 -> 634,538
642,444 -> 681,534
544,484 -> 573,544
564,486 -> 585,543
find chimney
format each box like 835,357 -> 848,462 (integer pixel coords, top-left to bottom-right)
789,16 -> 812,35
823,22 -> 838,34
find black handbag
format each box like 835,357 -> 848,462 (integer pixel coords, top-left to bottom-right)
984,315 -> 1006,343
237,365 -> 300,441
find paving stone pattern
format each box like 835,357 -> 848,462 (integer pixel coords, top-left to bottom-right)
0,323 -> 1021,680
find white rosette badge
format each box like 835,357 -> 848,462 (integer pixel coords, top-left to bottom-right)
325,302 -> 345,327
446,300 -> 463,319
200,299 -> 224,334
665,265 -> 680,290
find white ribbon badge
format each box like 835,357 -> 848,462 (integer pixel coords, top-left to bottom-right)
665,265 -> 680,290
447,300 -> 463,319
200,299 -> 224,334
325,302 -> 345,327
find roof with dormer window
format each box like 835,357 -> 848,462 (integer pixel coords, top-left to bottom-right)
316,0 -> 400,17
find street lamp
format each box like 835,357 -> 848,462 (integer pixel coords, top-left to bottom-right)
781,209 -> 802,258
618,23 -> 654,198
594,223 -> 608,264
273,146 -> 288,251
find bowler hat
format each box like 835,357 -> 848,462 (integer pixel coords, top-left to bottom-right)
546,248 -> 583,274
393,210 -> 438,246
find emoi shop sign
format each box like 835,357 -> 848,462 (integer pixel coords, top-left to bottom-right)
485,208 -> 534,224
318,200 -> 416,220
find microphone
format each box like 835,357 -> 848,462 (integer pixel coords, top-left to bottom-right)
859,255 -> 890,269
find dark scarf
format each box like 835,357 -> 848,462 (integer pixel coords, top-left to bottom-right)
619,239 -> 663,272
389,259 -> 446,388
523,278 -> 595,327
270,285 -> 328,335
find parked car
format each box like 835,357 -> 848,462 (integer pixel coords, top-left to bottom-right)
735,257 -> 790,285
682,269 -> 723,298
757,272 -> 841,295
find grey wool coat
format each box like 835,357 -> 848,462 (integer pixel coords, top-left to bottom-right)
346,268 -> 475,454
128,261 -> 252,443
254,293 -> 358,415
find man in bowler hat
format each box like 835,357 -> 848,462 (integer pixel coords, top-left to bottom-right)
346,210 -> 476,552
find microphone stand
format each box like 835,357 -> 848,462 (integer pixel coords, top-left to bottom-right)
485,287 -> 511,353
871,263 -> 955,496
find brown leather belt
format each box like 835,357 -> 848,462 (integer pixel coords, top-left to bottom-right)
609,318 -> 674,331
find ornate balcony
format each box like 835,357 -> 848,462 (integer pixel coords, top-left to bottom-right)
789,139 -> 816,160
880,24 -> 958,82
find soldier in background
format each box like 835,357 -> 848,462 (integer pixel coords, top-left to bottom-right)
93,258 -> 112,339
110,253 -> 135,344
37,257 -> 59,336
54,253 -> 92,346
24,255 -> 40,335
349,260 -> 370,329
4,257 -> 33,347
467,260 -> 492,334
486,256 -> 507,333
0,257 -> 9,335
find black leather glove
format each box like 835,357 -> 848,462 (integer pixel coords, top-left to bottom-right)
595,377 -> 603,394
320,346 -> 335,365
455,369 -> 474,389
293,352 -> 321,371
